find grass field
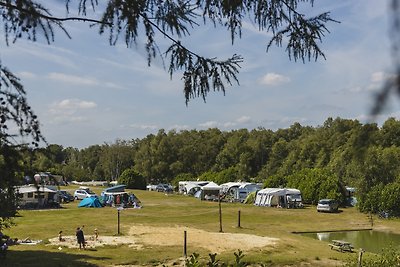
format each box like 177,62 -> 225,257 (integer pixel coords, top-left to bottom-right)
2,186 -> 400,267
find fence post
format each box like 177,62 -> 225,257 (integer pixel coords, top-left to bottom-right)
358,248 -> 364,267
117,209 -> 120,235
237,210 -> 241,228
218,194 -> 223,232
183,230 -> 187,259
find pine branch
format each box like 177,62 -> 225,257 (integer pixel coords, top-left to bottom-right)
0,1 -> 108,25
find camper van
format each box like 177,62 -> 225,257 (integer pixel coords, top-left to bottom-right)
16,185 -> 59,209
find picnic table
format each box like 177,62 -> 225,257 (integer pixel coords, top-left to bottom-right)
328,240 -> 354,252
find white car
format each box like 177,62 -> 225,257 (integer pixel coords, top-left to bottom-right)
74,188 -> 96,200
317,199 -> 339,213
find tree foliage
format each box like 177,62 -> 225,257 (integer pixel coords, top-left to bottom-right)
11,116 -> 400,216
118,168 -> 147,190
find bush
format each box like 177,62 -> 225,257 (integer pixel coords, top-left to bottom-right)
118,168 -> 146,189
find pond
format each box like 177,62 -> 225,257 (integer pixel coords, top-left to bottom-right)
301,230 -> 400,254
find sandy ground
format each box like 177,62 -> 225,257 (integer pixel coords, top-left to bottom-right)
49,224 -> 278,253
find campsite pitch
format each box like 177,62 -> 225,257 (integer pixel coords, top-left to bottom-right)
4,188 -> 400,266
48,225 -> 278,253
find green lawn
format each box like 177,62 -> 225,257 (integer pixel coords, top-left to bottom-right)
2,186 -> 400,266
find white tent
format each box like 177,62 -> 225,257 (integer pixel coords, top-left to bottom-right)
185,182 -> 204,195
178,181 -> 209,195
254,188 -> 302,208
200,182 -> 221,201
220,182 -> 242,194
235,183 -> 262,202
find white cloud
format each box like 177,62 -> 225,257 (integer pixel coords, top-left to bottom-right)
236,116 -> 252,124
259,73 -> 291,86
47,73 -> 98,86
10,42 -> 78,69
129,124 -> 158,130
47,99 -> 97,125
371,71 -> 385,83
17,71 -> 36,79
199,121 -> 219,128
47,72 -> 123,89
223,122 -> 236,128
199,116 -> 252,129
53,99 -> 97,110
167,124 -> 190,131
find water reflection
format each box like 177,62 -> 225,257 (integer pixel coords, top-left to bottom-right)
302,230 -> 400,254
316,232 -> 330,241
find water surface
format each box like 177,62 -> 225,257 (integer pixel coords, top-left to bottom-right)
301,230 -> 400,254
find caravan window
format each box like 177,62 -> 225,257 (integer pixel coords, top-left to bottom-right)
288,194 -> 302,201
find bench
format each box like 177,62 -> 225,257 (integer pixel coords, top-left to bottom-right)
329,240 -> 354,252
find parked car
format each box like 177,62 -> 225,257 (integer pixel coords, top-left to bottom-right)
317,199 -> 339,213
74,188 -> 96,200
156,184 -> 173,193
58,190 -> 74,203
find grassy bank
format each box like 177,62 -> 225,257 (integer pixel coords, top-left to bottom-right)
2,186 -> 400,266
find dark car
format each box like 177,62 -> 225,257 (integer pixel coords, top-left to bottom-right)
156,184 -> 173,193
58,190 -> 74,203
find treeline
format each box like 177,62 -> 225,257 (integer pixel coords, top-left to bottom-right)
17,117 -> 400,215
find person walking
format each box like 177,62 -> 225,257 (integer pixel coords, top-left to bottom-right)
75,227 -> 85,250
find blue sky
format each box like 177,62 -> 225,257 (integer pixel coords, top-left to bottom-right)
1,0 -> 395,148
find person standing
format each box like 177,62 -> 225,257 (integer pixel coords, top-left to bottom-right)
58,231 -> 65,242
76,227 -> 85,250
94,228 -> 98,241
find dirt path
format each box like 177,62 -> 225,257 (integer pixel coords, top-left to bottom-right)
49,224 -> 278,253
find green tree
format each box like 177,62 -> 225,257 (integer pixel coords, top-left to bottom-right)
379,117 -> 400,147
118,168 -> 147,190
380,182 -> 400,216
286,168 -> 343,205
0,65 -> 43,229
99,140 -> 135,181
0,146 -> 24,229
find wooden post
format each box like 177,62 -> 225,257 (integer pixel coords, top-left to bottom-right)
369,212 -> 373,227
218,194 -> 223,233
237,210 -> 241,228
183,230 -> 187,258
358,248 -> 364,267
117,209 -> 120,235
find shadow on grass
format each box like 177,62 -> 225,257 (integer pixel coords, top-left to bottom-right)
0,249 -> 110,267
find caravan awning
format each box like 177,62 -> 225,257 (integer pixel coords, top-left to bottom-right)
201,182 -> 221,191
16,186 -> 57,194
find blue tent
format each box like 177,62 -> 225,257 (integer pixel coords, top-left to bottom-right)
78,196 -> 103,208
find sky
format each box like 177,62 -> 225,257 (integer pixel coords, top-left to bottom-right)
0,0 -> 397,148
